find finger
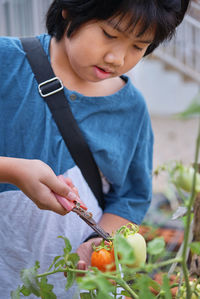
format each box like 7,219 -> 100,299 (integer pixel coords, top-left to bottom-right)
53,175 -> 79,202
62,177 -> 80,197
77,260 -> 87,277
58,175 -> 87,210
54,192 -> 75,212
36,189 -> 69,215
72,186 -> 79,196
64,177 -> 74,188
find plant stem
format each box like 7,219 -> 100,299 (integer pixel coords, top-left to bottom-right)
152,257 -> 182,270
114,278 -> 139,299
37,267 -> 86,278
113,237 -> 121,276
181,117 -> 200,299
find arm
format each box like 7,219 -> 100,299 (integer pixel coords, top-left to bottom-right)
0,156 -> 79,214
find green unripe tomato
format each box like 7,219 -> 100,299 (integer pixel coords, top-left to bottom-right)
174,166 -> 200,193
126,233 -> 147,267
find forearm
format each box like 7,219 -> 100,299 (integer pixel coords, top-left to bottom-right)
98,212 -> 131,235
0,156 -> 20,185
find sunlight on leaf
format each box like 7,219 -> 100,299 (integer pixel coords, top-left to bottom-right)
20,261 -> 40,297
10,286 -> 21,299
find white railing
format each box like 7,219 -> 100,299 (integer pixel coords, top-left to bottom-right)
154,0 -> 200,84
0,0 -> 52,37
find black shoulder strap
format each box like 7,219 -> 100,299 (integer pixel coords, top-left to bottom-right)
20,37 -> 104,210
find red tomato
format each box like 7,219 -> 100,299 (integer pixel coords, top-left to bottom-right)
91,248 -> 116,272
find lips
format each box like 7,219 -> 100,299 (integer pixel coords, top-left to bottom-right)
98,66 -> 114,73
94,66 -> 114,80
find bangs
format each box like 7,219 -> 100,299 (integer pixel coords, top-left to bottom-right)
107,0 -> 181,49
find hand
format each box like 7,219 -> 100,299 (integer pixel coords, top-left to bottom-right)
76,238 -> 102,271
7,158 -> 80,215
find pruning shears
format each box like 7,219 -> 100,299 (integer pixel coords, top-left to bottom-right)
55,190 -> 112,241
72,201 -> 112,241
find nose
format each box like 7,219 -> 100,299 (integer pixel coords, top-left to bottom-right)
104,46 -> 125,67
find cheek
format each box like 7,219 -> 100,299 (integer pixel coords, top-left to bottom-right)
124,50 -> 145,71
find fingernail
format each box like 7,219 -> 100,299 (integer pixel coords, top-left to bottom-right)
68,191 -> 77,201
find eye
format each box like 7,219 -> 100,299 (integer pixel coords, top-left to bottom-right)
133,45 -> 143,51
102,29 -> 116,39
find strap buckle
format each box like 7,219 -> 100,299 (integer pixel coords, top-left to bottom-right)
38,77 -> 64,97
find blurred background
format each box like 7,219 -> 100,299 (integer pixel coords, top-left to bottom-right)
0,0 -> 199,197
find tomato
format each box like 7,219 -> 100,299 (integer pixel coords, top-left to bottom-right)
174,166 -> 200,193
91,248 -> 116,272
116,223 -> 147,267
125,233 -> 147,267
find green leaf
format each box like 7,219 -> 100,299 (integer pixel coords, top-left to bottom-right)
20,285 -> 32,296
77,275 -> 97,290
10,286 -> 21,299
65,271 -> 76,291
189,242 -> 200,255
138,276 -> 156,299
176,94 -> 200,119
162,274 -> 172,299
121,290 -> 133,296
48,256 -> 61,271
80,292 -> 93,299
78,272 -> 115,295
20,262 -> 40,297
147,277 -> 161,293
54,258 -> 65,269
115,234 -> 135,265
96,290 -> 113,299
68,253 -> 80,267
58,236 -> 72,254
39,277 -> 57,299
147,237 -> 165,256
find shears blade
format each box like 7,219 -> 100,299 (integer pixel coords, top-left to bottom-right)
72,203 -> 112,241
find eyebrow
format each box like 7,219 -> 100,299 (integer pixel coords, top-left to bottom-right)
106,20 -> 153,44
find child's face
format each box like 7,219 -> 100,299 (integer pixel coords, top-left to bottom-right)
62,17 -> 154,83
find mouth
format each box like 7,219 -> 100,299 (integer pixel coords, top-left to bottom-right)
94,66 -> 114,80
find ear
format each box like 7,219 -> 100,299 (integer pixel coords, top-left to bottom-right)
62,9 -> 67,19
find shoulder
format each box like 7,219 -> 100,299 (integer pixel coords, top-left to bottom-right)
0,36 -> 23,56
118,75 -> 150,119
0,34 -> 50,58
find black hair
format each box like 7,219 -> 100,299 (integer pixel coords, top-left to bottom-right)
46,0 -> 190,56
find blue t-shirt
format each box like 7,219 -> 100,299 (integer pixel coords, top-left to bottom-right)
0,34 -> 153,224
